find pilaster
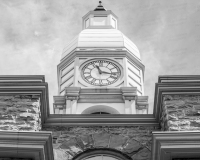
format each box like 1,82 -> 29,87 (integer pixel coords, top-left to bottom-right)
65,87 -> 81,114
121,87 -> 137,114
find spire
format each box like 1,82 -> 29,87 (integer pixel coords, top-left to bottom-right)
94,1 -> 106,11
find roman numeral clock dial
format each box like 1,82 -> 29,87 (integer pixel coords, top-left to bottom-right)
82,60 -> 121,86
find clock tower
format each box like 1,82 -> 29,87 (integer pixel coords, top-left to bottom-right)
54,2 -> 148,114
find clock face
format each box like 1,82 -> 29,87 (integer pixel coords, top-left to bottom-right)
82,60 -> 121,86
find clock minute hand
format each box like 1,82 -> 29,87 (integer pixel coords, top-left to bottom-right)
95,65 -> 102,74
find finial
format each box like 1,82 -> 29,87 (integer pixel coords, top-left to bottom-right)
94,1 -> 106,11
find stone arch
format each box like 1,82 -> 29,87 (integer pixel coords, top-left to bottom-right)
53,130 -> 151,160
73,148 -> 132,160
81,105 -> 120,114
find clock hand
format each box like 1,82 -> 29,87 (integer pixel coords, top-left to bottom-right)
95,65 -> 102,74
112,72 -> 120,74
101,71 -> 120,75
101,71 -> 111,74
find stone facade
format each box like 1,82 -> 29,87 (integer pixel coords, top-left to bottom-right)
43,126 -> 158,160
161,95 -> 200,131
0,95 -> 41,131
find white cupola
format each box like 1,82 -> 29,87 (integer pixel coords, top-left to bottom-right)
54,2 -> 148,115
82,1 -> 118,29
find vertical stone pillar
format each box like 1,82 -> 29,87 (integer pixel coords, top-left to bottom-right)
161,95 -> 200,131
65,87 -> 80,114
0,95 -> 41,131
121,87 -> 137,114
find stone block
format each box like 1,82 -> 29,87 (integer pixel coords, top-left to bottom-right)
131,148 -> 151,160
93,132 -> 110,148
59,138 -> 83,156
109,134 -> 128,151
78,134 -> 94,149
122,139 -> 142,154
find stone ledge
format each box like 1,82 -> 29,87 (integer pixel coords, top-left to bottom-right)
0,131 -> 54,160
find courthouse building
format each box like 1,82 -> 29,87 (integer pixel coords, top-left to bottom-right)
0,2 -> 200,160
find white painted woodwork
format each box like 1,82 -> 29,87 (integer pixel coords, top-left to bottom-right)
62,61 -> 74,76
77,103 -> 124,114
56,6 -> 148,115
61,69 -> 74,83
60,76 -> 74,91
61,29 -> 141,61
127,61 -> 140,76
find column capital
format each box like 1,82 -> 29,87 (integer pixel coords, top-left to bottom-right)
65,87 -> 81,100
120,87 -> 137,100
136,96 -> 148,111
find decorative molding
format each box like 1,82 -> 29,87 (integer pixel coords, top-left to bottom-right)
153,76 -> 200,130
48,87 -> 151,125
0,76 -> 49,126
136,96 -> 148,111
43,114 -> 158,126
158,75 -> 200,83
65,87 -> 81,100
121,87 -> 137,100
0,131 -> 54,160
0,75 -> 45,83
59,50 -> 144,75
152,131 -> 200,160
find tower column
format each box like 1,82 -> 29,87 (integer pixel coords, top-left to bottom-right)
65,87 -> 81,114
121,87 -> 137,114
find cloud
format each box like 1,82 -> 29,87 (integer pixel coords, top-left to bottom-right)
0,0 -> 200,114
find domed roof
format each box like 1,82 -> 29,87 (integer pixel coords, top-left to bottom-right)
61,29 -> 141,61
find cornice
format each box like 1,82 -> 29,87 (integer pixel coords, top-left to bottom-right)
43,114 -> 159,127
58,50 -> 145,72
158,75 -> 200,83
0,75 -> 45,82
153,82 -> 200,123
0,131 -> 54,160
152,131 -> 200,160
0,76 -> 49,125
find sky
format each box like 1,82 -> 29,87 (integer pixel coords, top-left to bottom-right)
0,0 -> 200,113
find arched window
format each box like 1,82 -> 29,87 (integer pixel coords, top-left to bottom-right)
73,149 -> 131,160
81,105 -> 120,114
91,112 -> 110,114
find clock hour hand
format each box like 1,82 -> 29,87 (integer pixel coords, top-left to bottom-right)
95,65 -> 102,74
101,71 -> 111,74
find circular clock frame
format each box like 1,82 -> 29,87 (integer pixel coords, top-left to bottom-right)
80,58 -> 123,87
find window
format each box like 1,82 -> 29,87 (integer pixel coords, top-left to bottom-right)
111,18 -> 116,28
81,105 -> 120,114
92,16 -> 107,26
86,18 -> 89,28
83,155 -> 119,160
91,112 -> 110,114
73,149 -> 131,160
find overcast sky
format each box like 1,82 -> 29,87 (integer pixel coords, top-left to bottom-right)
0,0 -> 200,113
